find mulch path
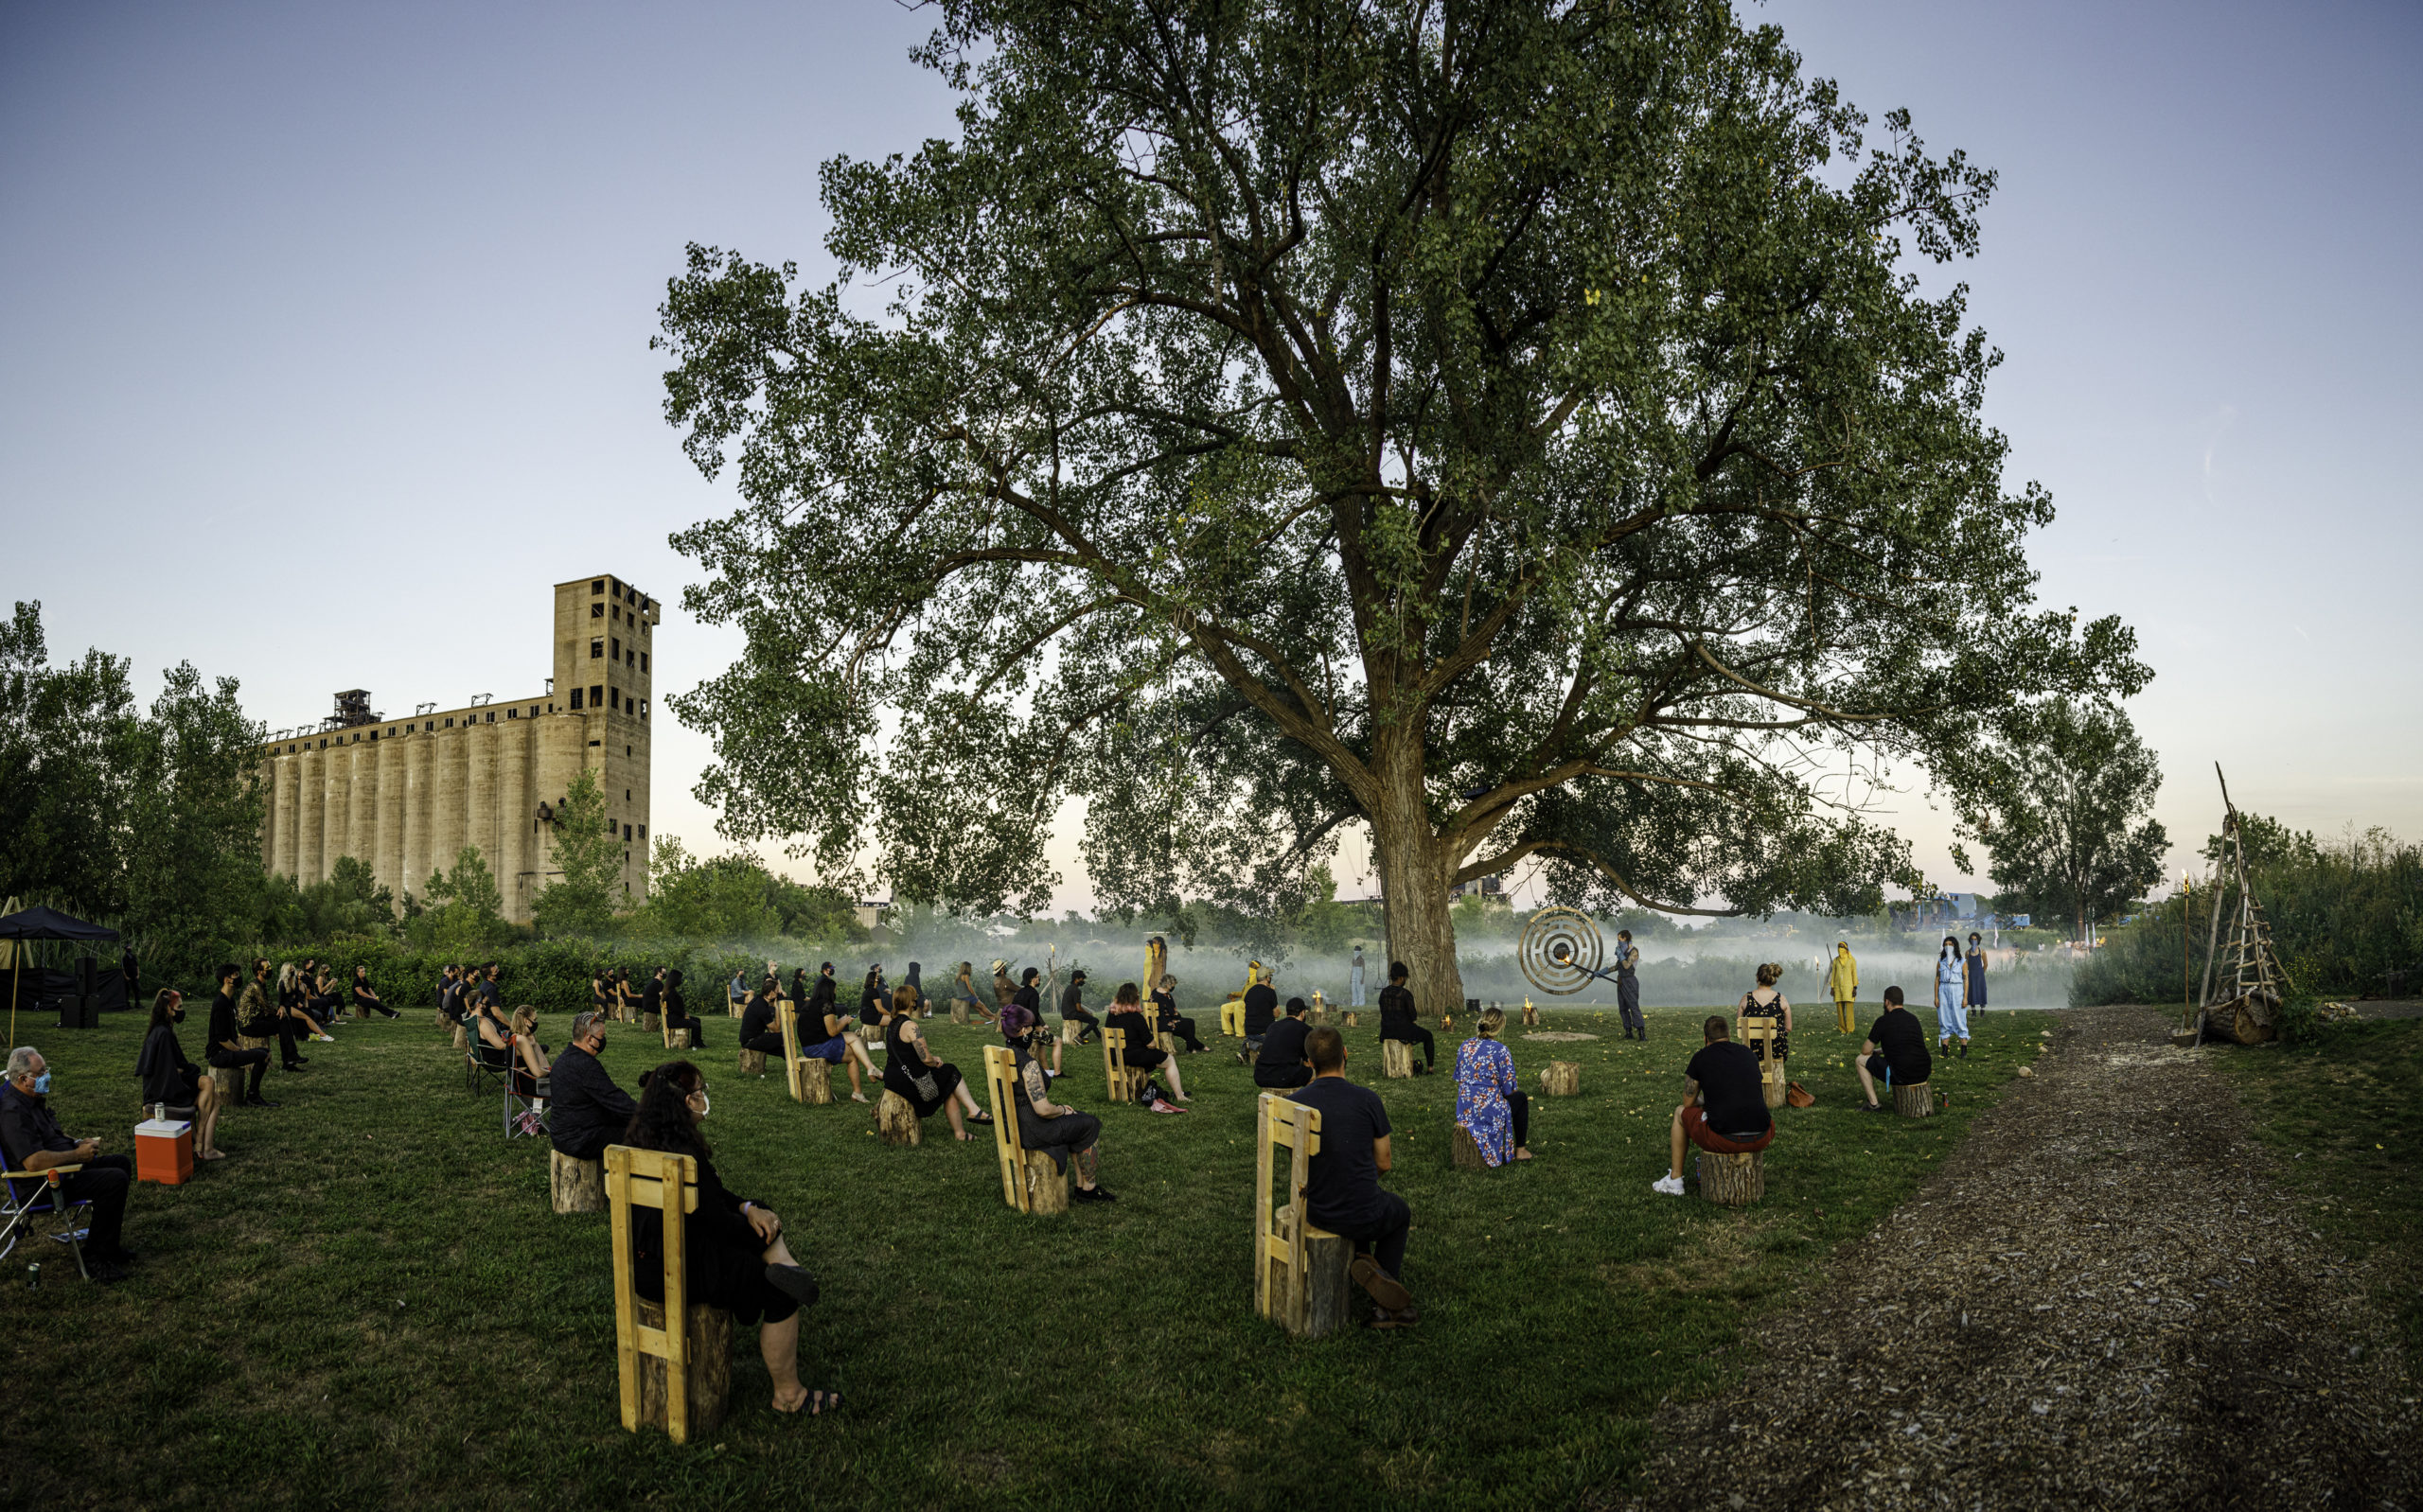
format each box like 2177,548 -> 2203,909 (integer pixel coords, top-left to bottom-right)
1605,1005 -> 2421,1511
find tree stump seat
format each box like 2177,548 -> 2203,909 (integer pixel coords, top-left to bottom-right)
737,1049 -> 767,1077
550,1149 -> 606,1214
876,1091 -> 922,1146
1893,1081 -> 1933,1117
1381,1040 -> 1414,1080
1539,1061 -> 1580,1096
1451,1124 -> 1489,1169
1698,1150 -> 1764,1206
665,1028 -> 692,1051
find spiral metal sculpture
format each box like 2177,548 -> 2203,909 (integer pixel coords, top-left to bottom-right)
1518,906 -> 1606,996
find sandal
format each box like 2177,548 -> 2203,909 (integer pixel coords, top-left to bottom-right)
966,1109 -> 995,1125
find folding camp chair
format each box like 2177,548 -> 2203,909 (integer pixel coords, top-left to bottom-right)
0,1163 -> 93,1281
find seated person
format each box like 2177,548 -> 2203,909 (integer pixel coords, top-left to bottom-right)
1014,968 -> 1063,1078
662,968 -> 708,1048
1377,960 -> 1434,1074
1105,980 -> 1189,1107
437,965 -> 465,1024
1253,996 -> 1315,1090
474,998 -> 548,1099
1150,974 -> 1202,1052
798,988 -> 882,1103
900,961 -> 928,1017
205,963 -> 276,1108
991,962 -> 1017,1012
1237,965 -> 1279,1062
549,1011 -> 637,1163
739,984 -> 787,1061
728,970 -> 750,1014
1853,985 -> 1934,1112
881,985 -> 993,1139
2,1046 -> 137,1282
350,964 -> 399,1020
999,1006 -> 1113,1202
303,966 -> 345,1027
858,966 -> 889,1029
1736,960 -> 1792,1069
136,989 -> 225,1162
1060,970 -> 1100,1044
1288,1027 -> 1416,1327
1453,1007 -> 1531,1165
510,1006 -> 554,1068
946,962 -> 996,1026
591,970 -> 615,1025
243,962 -> 310,1070
621,1061 -> 829,1415
1654,1015 -> 1774,1197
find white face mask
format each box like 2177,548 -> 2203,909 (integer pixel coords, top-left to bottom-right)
692,1090 -> 711,1120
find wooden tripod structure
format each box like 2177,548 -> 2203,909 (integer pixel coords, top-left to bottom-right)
2193,765 -> 2289,1046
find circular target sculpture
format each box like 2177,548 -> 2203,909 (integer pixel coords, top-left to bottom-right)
1519,907 -> 1606,996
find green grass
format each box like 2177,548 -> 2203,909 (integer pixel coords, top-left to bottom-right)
0,1003 -> 2041,1510
2209,1016 -> 2423,1351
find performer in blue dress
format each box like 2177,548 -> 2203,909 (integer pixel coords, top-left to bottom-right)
1934,936 -> 1970,1057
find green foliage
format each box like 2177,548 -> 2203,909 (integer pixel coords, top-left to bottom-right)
264,854 -> 398,943
1947,698 -> 2167,941
627,836 -> 868,945
531,766 -> 626,938
651,0 -> 2146,1000
1294,865 -> 1359,955
408,846 -> 515,953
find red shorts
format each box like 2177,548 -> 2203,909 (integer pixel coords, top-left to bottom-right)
1682,1104 -> 1775,1154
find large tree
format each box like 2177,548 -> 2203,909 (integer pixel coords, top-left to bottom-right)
654,0 -> 2146,1011
1948,698 -> 2168,944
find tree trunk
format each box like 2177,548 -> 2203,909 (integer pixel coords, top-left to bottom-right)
1370,755 -> 1468,1020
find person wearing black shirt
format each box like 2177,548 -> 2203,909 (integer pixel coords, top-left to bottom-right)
1060,970 -> 1100,1044
350,964 -> 399,1020
1287,1027 -> 1416,1327
740,984 -> 785,1060
2,1046 -> 138,1281
136,989 -> 225,1160
1000,1005 -> 1112,1202
1104,981 -> 1188,1106
205,964 -> 276,1107
1854,986 -> 1934,1112
1654,1015 -> 1775,1196
858,965 -> 888,1028
1237,966 -> 1279,1062
1150,974 -> 1202,1052
1014,967 -> 1064,1077
1254,997 -> 1315,1089
437,966 -> 465,1026
549,1012 -> 638,1162
242,960 -> 309,1071
663,968 -> 706,1048
477,962 -> 504,1015
1377,960 -> 1434,1073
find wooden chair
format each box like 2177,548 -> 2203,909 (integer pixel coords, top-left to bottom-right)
1253,1094 -> 1351,1338
1102,1026 -> 1144,1103
776,1001 -> 830,1104
982,1046 -> 1067,1215
605,1146 -> 731,1443
1740,1015 -> 1785,1109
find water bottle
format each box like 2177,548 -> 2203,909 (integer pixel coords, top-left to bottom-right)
26,1262 -> 39,1290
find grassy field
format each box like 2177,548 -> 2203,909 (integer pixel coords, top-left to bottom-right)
2209,1014 -> 2423,1351
0,999 -> 2042,1510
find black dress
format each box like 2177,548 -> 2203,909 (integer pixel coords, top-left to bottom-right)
1105,1007 -> 1168,1070
627,1149 -> 799,1326
1010,1045 -> 1100,1172
881,1013 -> 963,1117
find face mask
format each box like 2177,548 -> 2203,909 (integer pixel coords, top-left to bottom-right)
30,1073 -> 51,1095
171,1008 -> 186,1023
694,1091 -> 711,1119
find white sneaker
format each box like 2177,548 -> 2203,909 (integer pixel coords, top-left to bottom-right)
1651,1174 -> 1685,1197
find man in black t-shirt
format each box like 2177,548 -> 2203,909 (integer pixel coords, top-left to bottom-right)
1237,966 -> 1279,1062
640,968 -> 664,1025
1288,1027 -> 1417,1327
1377,960 -> 1434,1072
1854,985 -> 1933,1112
1253,997 -> 1314,1089
739,985 -> 785,1059
205,962 -> 276,1108
1654,1015 -> 1774,1197
1060,970 -> 1099,1044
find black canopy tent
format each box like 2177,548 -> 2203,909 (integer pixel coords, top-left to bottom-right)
0,905 -> 122,1038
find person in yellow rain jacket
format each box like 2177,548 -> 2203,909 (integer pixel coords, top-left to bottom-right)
1827,941 -> 1859,1033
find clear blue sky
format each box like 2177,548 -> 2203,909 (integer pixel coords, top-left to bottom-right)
6,1 -> 2416,910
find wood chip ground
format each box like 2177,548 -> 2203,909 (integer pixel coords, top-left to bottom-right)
1605,1005 -> 2420,1511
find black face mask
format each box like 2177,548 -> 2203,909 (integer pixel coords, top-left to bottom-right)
171,1008 -> 186,1023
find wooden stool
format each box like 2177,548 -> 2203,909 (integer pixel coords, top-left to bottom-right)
1451,1124 -> 1489,1170
451,1023 -> 469,1050
209,1062 -> 247,1106
551,1149 -> 606,1213
1698,1149 -> 1764,1206
737,1049 -> 767,1076
778,1003 -> 830,1104
1539,1061 -> 1580,1096
606,1145 -> 732,1443
876,1091 -> 921,1146
1893,1081 -> 1933,1117
950,999 -> 970,1026
983,1045 -> 1066,1215
1255,1094 -> 1353,1338
1060,1017 -> 1088,1047
1381,1040 -> 1414,1080
666,1028 -> 692,1051
642,1012 -> 661,1033
1742,1015 -> 1785,1109
1343,1011 -> 1360,1029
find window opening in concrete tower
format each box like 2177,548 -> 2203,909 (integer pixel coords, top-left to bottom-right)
639,825 -> 646,840
624,825 -> 632,842
591,638 -> 603,659
590,684 -> 602,706
610,637 -> 619,660
591,603 -> 604,618
639,653 -> 648,672
592,579 -> 604,594
570,689 -> 583,710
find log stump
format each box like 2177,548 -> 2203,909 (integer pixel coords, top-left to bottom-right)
1893,1081 -> 1933,1117
950,1000 -> 970,1027
1343,1011 -> 1360,1029
1381,1040 -> 1414,1080
1539,1061 -> 1581,1097
738,1050 -> 767,1077
451,1023 -> 469,1050
642,1012 -> 661,1033
433,1010 -> 447,1029
239,1034 -> 269,1053
209,1062 -> 247,1106
666,1028 -> 692,1051
1698,1150 -> 1764,1206
795,1057 -> 833,1105
550,1149 -> 606,1214
877,1091 -> 922,1146
631,1297 -> 731,1439
1059,1019 -> 1087,1046
1020,1149 -> 1070,1215
1451,1124 -> 1489,1170
1269,1206 -> 1353,1340
1762,1069 -> 1787,1110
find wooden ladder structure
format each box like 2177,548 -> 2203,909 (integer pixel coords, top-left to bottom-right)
2196,765 -> 2290,1045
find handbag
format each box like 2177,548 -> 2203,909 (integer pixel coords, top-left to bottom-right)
1785,1081 -> 1814,1108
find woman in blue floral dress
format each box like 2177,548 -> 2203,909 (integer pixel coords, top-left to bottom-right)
1453,1007 -> 1531,1166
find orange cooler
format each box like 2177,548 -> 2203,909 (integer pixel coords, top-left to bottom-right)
135,1117 -> 194,1185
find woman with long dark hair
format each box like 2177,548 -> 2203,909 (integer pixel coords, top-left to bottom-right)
663,968 -> 708,1048
622,1061 -> 830,1415
858,965 -> 887,1027
137,988 -> 224,1160
900,961 -> 926,1017
880,984 -> 991,1139
1935,936 -> 1970,1057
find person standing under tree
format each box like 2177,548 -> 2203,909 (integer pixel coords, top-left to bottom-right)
1377,960 -> 1433,1074
1348,946 -> 1367,1010
1964,932 -> 1989,1021
1828,941 -> 1860,1034
1615,929 -> 1644,1040
1934,936 -> 1970,1058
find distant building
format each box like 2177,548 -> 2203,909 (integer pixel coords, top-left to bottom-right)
253,572 -> 659,923
854,900 -> 890,932
1449,874 -> 1506,902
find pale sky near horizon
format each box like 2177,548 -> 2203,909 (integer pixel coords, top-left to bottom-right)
5,1 -> 2417,916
